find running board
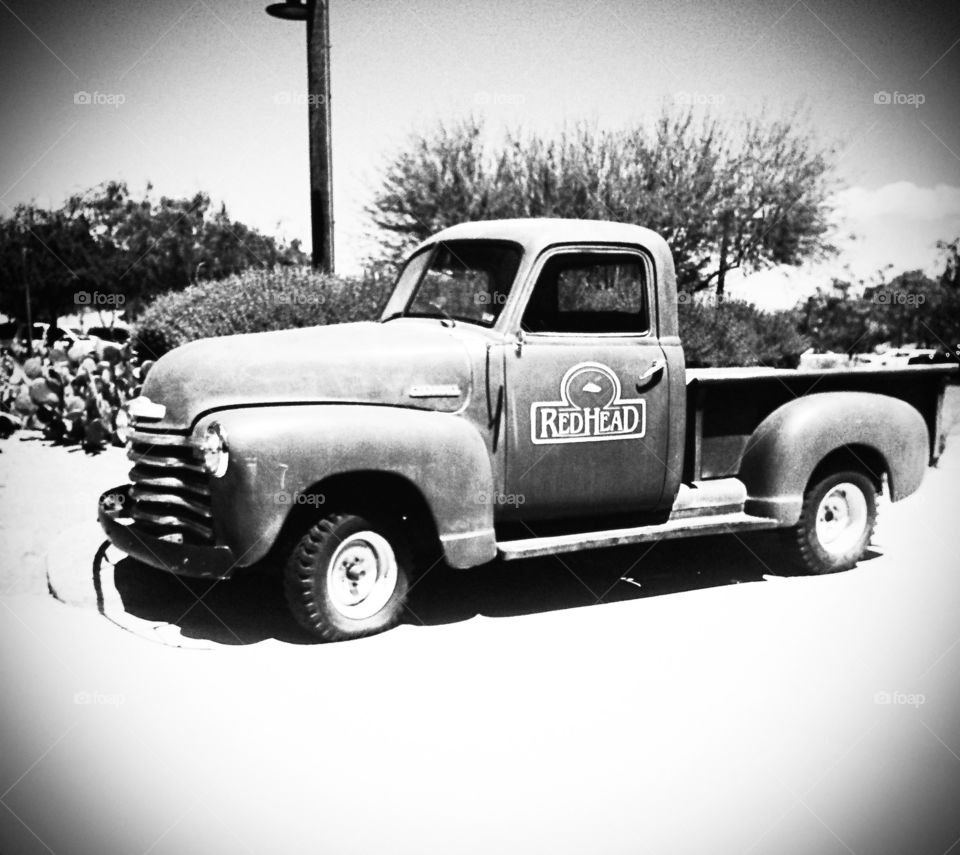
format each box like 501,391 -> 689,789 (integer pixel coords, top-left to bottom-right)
497,512 -> 779,561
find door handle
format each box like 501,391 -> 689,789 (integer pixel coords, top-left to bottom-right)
638,359 -> 665,384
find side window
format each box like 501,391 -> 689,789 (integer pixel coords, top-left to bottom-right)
521,252 -> 649,335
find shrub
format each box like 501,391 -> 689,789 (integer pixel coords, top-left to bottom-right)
678,297 -> 809,368
134,267 -> 391,358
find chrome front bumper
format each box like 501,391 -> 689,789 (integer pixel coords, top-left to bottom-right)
98,484 -> 238,580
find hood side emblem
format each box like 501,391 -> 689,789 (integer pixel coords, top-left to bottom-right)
407,384 -> 462,399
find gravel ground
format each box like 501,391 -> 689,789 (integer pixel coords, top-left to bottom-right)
0,385 -> 958,855
0,441 -> 129,596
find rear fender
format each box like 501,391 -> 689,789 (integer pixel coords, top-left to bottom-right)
738,392 -> 928,524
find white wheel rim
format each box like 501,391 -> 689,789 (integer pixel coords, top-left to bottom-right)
327,531 -> 398,620
815,483 -> 869,556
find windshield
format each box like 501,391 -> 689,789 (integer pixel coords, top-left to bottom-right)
385,240 -> 522,327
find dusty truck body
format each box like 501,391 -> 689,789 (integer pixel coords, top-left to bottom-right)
99,219 -> 957,641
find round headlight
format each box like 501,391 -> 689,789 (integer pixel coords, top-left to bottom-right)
200,422 -> 229,477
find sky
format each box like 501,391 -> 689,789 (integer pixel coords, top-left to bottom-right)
1,0 -> 959,308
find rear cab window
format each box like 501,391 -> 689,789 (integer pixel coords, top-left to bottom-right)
522,251 -> 650,335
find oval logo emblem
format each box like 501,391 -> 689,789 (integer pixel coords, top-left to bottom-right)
530,362 -> 646,445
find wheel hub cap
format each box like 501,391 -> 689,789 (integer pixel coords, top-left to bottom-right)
327,531 -> 398,620
815,483 -> 868,556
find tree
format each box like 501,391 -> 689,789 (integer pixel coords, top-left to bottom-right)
67,182 -> 308,314
798,260 -> 960,356
937,238 -> 959,287
708,113 -> 837,296
797,278 -> 883,355
367,109 -> 838,295
0,182 -> 308,324
921,238 -> 960,352
0,202 -> 104,325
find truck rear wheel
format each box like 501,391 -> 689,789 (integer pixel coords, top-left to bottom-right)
284,513 -> 410,641
787,470 -> 877,574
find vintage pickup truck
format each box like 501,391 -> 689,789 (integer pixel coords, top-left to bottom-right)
99,220 -> 957,641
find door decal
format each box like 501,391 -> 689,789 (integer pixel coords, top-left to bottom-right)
530,362 -> 646,445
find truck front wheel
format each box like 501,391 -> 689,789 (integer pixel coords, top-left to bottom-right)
285,513 -> 410,641
786,470 -> 878,574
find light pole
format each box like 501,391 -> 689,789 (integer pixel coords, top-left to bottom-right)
266,0 -> 334,273
22,245 -> 33,357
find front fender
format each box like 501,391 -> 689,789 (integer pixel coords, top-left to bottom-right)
738,392 -> 929,524
197,405 -> 496,569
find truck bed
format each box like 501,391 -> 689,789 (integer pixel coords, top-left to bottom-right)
684,364 -> 957,482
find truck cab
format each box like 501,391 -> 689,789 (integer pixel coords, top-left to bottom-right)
379,219 -> 685,523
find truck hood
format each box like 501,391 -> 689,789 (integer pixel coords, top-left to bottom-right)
139,321 -> 475,429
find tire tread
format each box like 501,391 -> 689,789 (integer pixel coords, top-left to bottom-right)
787,470 -> 877,575
284,513 -> 407,642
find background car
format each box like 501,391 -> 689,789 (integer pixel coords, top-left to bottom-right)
86,325 -> 131,345
0,321 -> 78,354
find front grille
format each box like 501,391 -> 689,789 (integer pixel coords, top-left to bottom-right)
127,428 -> 214,545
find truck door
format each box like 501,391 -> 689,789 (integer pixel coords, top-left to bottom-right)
502,247 -> 670,520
